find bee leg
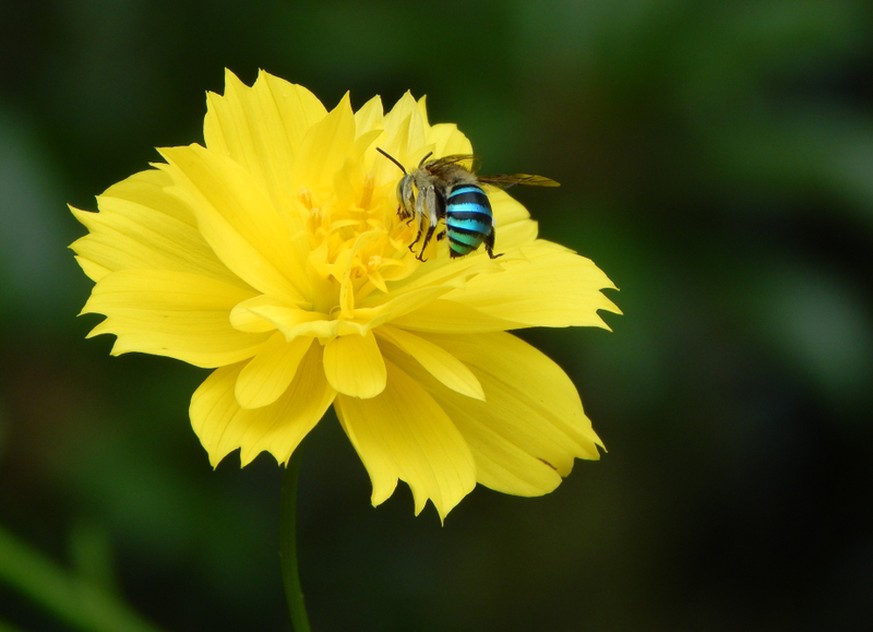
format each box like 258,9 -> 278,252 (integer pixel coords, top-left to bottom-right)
407,215 -> 431,260
408,225 -> 424,252
484,229 -> 503,259
409,184 -> 440,262
416,224 -> 438,261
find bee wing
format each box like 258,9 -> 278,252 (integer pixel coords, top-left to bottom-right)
428,154 -> 476,166
478,173 -> 561,189
423,154 -> 479,177
424,155 -> 560,188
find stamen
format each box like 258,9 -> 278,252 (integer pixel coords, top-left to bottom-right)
359,176 -> 374,209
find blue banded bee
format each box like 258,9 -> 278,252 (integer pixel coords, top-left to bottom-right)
376,148 -> 559,261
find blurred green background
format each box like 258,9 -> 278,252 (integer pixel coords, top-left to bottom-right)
2,1 -> 872,630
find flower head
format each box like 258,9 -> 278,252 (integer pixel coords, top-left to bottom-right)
70,70 -> 620,520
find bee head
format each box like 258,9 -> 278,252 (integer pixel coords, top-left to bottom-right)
377,147 -> 417,218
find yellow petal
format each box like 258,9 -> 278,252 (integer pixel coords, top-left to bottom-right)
235,333 -> 314,409
289,93 -> 356,195
377,326 -> 485,400
407,332 -> 603,496
229,295 -> 376,341
353,95 -> 384,138
190,344 -> 335,467
229,295 -> 328,336
158,144 -> 309,302
73,255 -> 109,282
444,240 -> 621,330
322,331 -> 387,398
357,253 -> 496,325
380,92 -> 428,161
446,415 -> 563,497
83,269 -> 267,367
390,299 -> 517,333
335,360 -> 476,520
70,169 -> 233,283
428,121 -> 474,157
488,190 -> 539,250
387,238 -> 618,334
204,69 -> 327,207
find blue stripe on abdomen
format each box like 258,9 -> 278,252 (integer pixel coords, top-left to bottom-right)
445,184 -> 493,256
447,185 -> 489,206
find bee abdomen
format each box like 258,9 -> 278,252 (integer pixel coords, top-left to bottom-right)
445,184 -> 494,258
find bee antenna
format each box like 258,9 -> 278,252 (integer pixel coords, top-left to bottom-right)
376,147 -> 408,175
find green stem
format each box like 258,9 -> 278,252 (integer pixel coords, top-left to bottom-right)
0,525 -> 158,632
279,454 -> 311,632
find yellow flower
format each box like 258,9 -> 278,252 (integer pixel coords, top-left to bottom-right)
70,69 -> 620,520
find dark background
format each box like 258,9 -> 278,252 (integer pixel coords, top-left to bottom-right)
2,1 -> 872,630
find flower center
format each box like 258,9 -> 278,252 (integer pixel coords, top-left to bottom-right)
296,174 -> 418,316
